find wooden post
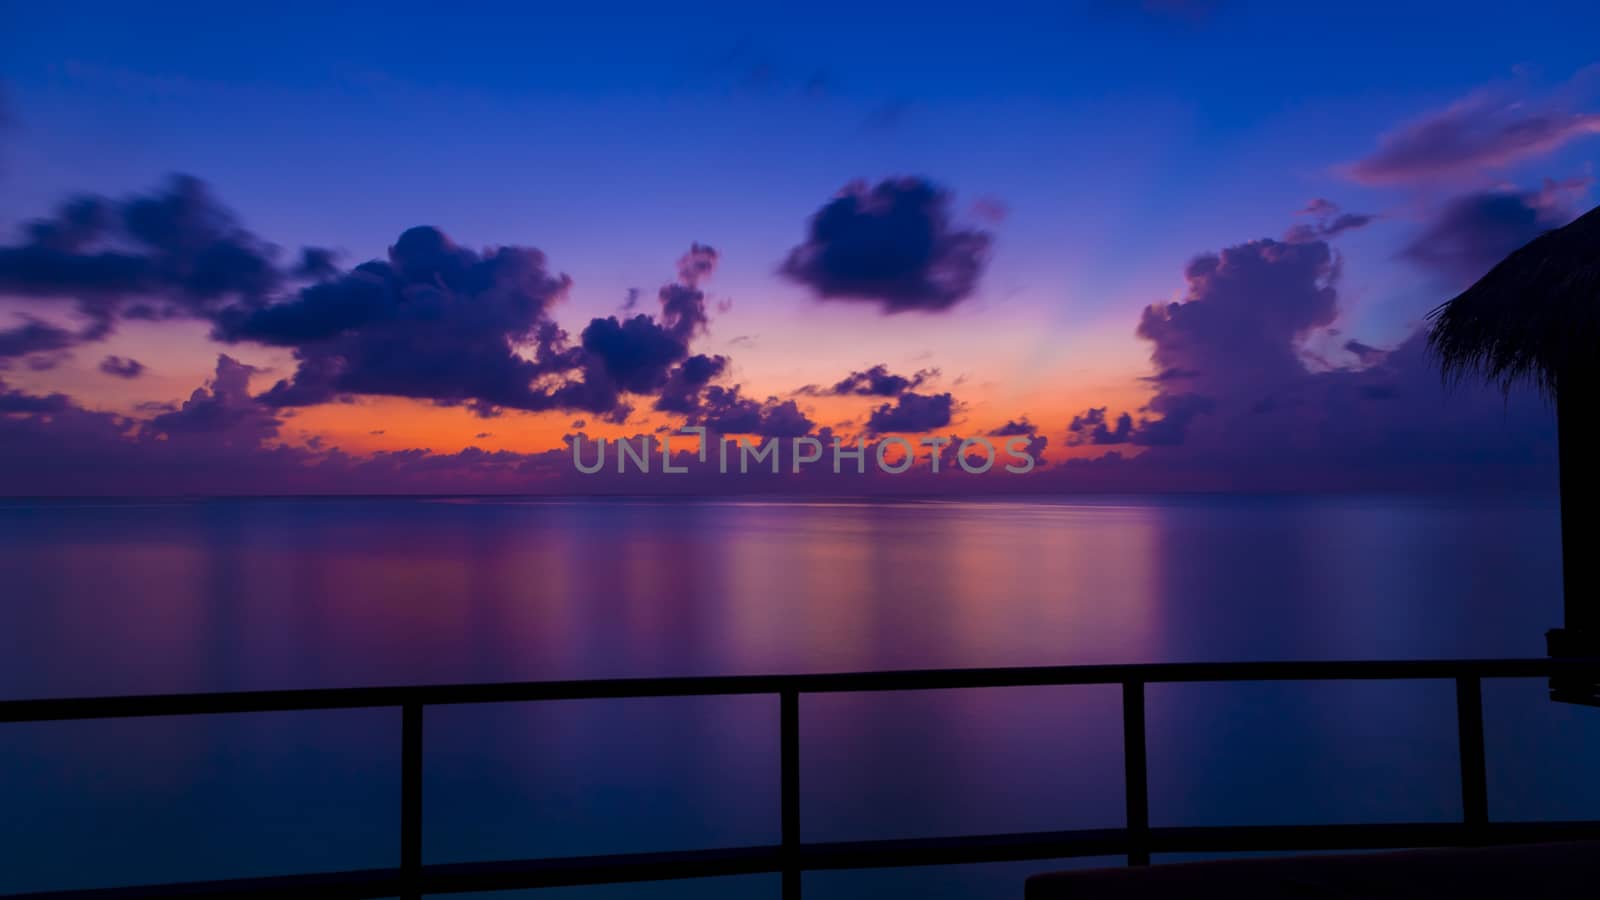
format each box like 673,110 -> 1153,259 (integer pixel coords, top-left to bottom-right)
1122,681 -> 1150,866
1557,378 -> 1596,635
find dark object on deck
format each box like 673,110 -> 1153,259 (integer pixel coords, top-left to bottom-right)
1025,840 -> 1600,899
1427,203 -> 1600,705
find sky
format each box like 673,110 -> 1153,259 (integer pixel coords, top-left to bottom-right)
1,0 -> 1597,494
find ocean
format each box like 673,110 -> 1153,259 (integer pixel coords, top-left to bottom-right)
2,495 -> 1596,898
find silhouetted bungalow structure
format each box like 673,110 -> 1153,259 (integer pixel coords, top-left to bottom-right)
1428,203 -> 1600,704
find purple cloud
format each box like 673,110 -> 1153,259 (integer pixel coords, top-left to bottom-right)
800,363 -> 937,397
694,386 -> 816,437
0,177 -> 286,345
780,177 -> 992,312
654,353 -> 730,414
0,317 -> 78,360
148,355 -> 279,447
1285,199 -> 1376,244
98,355 -> 145,378
1068,407 -> 1133,445
1139,238 -> 1339,394
1347,82 -> 1600,184
988,417 -> 1036,437
0,377 -> 71,413
1057,215 -> 1556,491
865,391 -> 955,434
221,226 -> 579,417
1402,178 -> 1590,284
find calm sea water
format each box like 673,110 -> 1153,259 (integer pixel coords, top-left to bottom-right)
2,496 -> 1598,898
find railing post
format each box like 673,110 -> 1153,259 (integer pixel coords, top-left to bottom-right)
1455,676 -> 1488,833
1122,680 -> 1150,866
780,689 -> 802,899
402,701 -> 424,900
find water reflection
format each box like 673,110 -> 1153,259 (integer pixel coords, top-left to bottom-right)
0,495 -> 1592,896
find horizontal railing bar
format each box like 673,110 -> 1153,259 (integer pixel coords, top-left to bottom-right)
422,845 -> 783,893
2,867 -> 402,900
6,658 -> 1600,723
12,821 -> 1600,899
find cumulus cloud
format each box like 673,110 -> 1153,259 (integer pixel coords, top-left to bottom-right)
555,243 -> 728,421
0,176 -> 287,349
988,417 -> 1036,437
1346,77 -> 1600,184
692,385 -> 816,437
148,355 -> 279,447
1139,238 -> 1339,393
219,226 -> 577,416
1069,238 -> 1335,453
1068,407 -> 1133,445
212,223 -> 734,422
1402,177 -> 1591,284
865,391 -> 955,434
1058,216 -> 1555,491
654,353 -> 730,414
658,242 -> 719,341
799,363 -> 937,397
780,177 -> 992,312
4,177 -> 743,425
1067,395 -> 1213,447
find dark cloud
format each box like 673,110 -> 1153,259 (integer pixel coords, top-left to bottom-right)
1068,407 -> 1133,445
865,391 -> 955,434
695,386 -> 816,437
0,377 -> 71,414
800,363 -> 936,397
988,417 -> 1036,437
98,355 -> 146,378
0,176 -> 326,362
0,176 -> 282,317
4,179 -> 737,424
294,247 -> 340,280
1402,179 -> 1588,284
655,353 -> 730,414
576,315 -> 688,395
0,318 -> 78,359
552,244 -> 727,420
1285,199 -> 1375,243
1346,83 -> 1600,184
1066,399 -> 1210,447
658,243 -> 718,342
780,177 -> 992,312
224,227 -> 578,417
1343,340 -> 1386,365
148,355 -> 280,447
1127,392 -> 1213,446
220,230 -> 729,423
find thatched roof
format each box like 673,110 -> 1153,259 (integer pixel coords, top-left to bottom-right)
1427,203 -> 1600,396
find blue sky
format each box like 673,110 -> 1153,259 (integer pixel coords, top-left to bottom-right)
0,1 -> 1595,492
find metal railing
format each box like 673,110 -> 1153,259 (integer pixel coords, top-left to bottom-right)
3,658 -> 1599,899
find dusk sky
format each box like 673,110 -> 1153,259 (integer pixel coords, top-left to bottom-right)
2,1 -> 1597,493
